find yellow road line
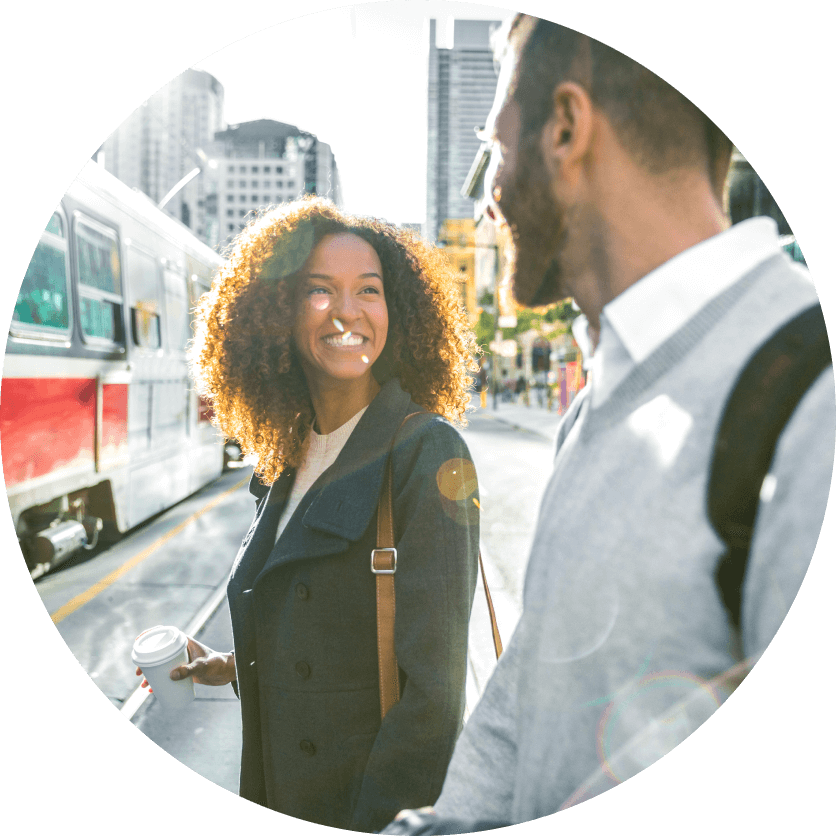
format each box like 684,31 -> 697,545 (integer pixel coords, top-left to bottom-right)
50,476 -> 249,625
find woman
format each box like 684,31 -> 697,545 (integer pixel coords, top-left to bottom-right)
137,198 -> 480,831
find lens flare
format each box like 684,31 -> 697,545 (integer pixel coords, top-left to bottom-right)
361,355 -> 369,364
435,459 -> 478,524
592,669 -> 724,791
436,459 -> 478,501
312,295 -> 329,311
332,317 -> 345,332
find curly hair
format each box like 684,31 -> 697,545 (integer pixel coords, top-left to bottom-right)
189,197 -> 479,484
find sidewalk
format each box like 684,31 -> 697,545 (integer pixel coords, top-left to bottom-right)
468,392 -> 567,441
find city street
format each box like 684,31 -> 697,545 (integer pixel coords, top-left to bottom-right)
33,401 -> 561,798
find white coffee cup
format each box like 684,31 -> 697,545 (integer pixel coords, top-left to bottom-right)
131,625 -> 195,711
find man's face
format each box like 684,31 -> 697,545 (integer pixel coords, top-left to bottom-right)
483,22 -> 571,307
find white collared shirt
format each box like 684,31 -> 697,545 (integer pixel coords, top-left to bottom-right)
582,217 -> 784,408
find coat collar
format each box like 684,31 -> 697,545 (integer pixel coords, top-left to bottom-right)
254,378 -> 417,580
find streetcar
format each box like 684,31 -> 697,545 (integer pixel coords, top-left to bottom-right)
1,160 -> 227,577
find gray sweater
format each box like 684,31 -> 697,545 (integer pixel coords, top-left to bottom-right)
434,252 -> 835,822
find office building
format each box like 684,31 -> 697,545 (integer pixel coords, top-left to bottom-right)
425,18 -> 501,244
208,119 -> 342,250
101,68 -> 224,243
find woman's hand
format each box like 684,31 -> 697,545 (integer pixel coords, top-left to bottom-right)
134,636 -> 236,689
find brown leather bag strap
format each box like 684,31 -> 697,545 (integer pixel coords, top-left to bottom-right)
373,411 -> 422,720
478,551 -> 503,659
373,411 -> 502,721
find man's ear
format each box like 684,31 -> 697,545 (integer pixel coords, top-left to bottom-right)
540,81 -> 595,190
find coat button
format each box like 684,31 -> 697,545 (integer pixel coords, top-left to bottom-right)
295,661 -> 311,679
299,739 -> 316,756
296,583 -> 309,600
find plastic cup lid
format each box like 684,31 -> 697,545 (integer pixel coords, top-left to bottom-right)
131,625 -> 187,666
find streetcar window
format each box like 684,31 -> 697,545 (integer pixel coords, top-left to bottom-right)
14,212 -> 70,333
74,216 -> 124,345
45,213 -> 63,237
80,296 -> 122,342
127,246 -> 161,350
164,268 -> 190,351
76,221 -> 120,294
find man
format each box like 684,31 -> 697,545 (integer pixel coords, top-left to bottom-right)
383,13 -> 834,832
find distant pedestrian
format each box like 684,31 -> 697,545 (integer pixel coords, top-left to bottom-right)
478,361 -> 488,408
514,374 -> 526,403
137,198 -> 480,832
382,12 -> 834,833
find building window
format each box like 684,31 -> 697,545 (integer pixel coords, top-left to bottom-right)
277,166 -> 283,174
239,180 -> 246,188
240,195 -> 247,202
227,179 -> 234,187
252,180 -> 259,188
239,210 -> 247,217
239,165 -> 246,173
276,180 -> 283,188
227,209 -> 234,216
263,166 -> 271,173
287,180 -> 295,188
228,224 -> 235,231
251,195 -> 258,202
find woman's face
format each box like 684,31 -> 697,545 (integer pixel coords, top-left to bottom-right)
292,232 -> 389,389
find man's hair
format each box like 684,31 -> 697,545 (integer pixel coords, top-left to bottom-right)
508,15 -> 731,193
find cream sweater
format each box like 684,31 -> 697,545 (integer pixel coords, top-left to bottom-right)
274,407 -> 368,542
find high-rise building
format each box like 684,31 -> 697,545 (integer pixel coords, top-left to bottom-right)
425,19 -> 501,244
207,119 -> 342,250
101,68 -> 224,244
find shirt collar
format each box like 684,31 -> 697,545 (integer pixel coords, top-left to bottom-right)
602,217 -> 782,364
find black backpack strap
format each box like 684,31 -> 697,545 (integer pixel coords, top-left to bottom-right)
708,303 -> 831,629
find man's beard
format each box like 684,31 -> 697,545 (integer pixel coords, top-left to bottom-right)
500,134 -> 569,308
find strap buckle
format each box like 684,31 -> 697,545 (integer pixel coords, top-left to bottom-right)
371,548 -> 397,574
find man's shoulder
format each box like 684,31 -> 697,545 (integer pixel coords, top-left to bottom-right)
705,253 -> 822,375
737,252 -> 819,322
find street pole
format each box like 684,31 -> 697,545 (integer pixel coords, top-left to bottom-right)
493,243 -> 500,410
157,149 -> 216,213
158,166 -> 201,210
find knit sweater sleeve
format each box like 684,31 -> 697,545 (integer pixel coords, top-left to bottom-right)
431,618 -> 522,822
742,366 -> 836,655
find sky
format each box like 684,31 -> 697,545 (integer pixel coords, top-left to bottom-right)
192,2 -> 515,225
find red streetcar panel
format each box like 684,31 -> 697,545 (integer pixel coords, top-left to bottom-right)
0,377 -> 96,486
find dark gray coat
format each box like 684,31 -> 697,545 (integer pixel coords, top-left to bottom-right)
227,379 -> 479,832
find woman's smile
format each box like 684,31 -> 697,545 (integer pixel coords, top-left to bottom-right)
323,333 -> 367,348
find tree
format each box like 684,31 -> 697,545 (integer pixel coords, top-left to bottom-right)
474,291 -> 581,358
